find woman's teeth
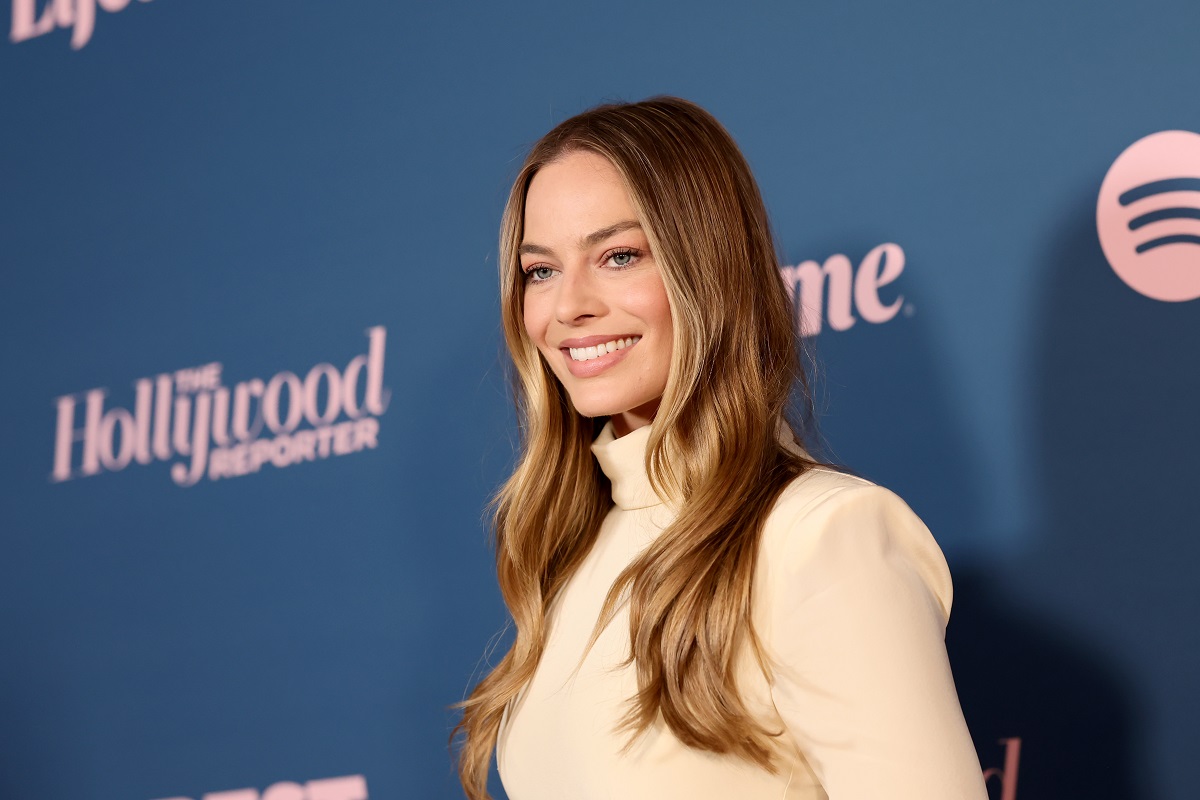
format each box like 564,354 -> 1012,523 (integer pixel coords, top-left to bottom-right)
569,336 -> 640,362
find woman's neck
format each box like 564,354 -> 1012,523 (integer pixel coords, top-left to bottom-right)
611,398 -> 660,438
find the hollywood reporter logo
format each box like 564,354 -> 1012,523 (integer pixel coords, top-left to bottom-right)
52,327 -> 388,487
155,773 -> 367,800
1097,130 -> 1200,302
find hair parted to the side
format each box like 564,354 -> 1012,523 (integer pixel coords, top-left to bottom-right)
453,96 -> 822,800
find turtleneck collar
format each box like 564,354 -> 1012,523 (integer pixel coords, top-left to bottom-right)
590,420 -> 664,511
589,418 -> 811,511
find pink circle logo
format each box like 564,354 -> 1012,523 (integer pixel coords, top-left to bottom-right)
1096,130 -> 1200,302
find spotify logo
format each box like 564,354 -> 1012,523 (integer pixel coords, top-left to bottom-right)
1096,130 -> 1200,302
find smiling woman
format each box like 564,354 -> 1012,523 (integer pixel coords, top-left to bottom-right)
454,96 -> 988,800
519,152 -> 673,435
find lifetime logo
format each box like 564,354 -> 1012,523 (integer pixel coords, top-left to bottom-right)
9,0 -> 154,50
779,242 -> 907,336
1096,130 -> 1200,302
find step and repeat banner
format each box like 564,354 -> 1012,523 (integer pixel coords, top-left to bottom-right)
2,2 -> 1198,799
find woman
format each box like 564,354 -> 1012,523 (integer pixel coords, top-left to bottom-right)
455,96 -> 987,800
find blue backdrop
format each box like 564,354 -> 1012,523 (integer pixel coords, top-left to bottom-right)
2,1 -> 1198,798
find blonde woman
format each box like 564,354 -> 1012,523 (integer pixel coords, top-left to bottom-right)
455,96 -> 987,800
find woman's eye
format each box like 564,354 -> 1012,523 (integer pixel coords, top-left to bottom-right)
606,248 -> 641,268
526,266 -> 555,282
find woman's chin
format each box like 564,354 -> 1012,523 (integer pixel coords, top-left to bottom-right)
568,397 -> 661,431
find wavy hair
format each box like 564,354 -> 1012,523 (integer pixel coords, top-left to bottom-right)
454,96 -> 820,800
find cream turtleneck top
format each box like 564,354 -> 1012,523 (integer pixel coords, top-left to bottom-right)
497,422 -> 988,800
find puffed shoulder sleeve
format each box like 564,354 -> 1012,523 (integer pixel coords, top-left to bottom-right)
757,480 -> 987,799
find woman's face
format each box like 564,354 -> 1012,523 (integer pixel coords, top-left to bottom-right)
520,150 -> 673,437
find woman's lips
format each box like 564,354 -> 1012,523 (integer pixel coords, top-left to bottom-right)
566,336 -> 640,362
559,335 -> 640,377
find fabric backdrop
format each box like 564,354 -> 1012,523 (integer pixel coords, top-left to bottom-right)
2,1 -> 1198,798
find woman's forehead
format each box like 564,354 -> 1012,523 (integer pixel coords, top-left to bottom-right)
522,153 -> 640,247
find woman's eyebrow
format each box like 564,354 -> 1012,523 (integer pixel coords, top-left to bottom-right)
579,219 -> 641,249
518,242 -> 554,256
519,220 -> 642,257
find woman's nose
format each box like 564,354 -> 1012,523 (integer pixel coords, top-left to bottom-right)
554,266 -> 604,324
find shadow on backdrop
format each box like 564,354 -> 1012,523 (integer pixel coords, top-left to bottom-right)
801,235 -> 1153,799
1018,188 -> 1196,799
951,192 -> 1182,800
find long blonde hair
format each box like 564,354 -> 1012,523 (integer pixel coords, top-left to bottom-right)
454,96 -> 820,799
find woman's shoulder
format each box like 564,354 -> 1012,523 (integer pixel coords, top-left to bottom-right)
765,465 -> 900,533
772,465 -> 878,512
758,466 -> 953,621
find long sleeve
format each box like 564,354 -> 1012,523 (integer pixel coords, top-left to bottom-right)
757,480 -> 988,799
